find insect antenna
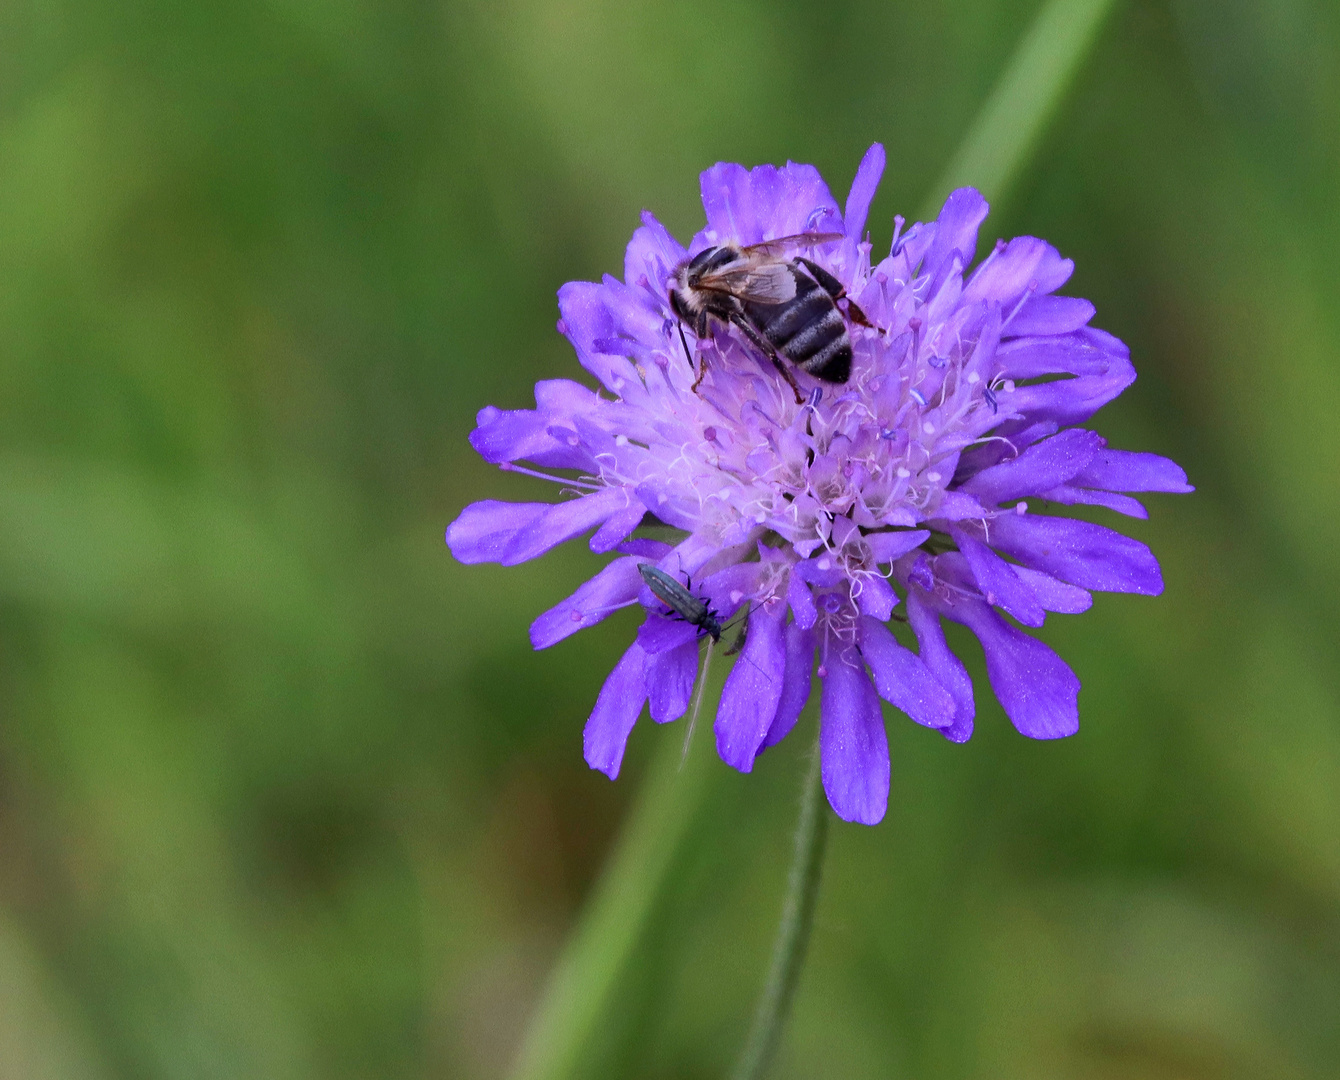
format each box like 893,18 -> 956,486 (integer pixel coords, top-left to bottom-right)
676,320 -> 694,372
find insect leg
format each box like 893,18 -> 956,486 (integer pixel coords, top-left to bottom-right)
797,257 -> 845,299
843,296 -> 877,329
797,257 -> 877,329
728,312 -> 805,404
722,602 -> 750,656
689,313 -> 712,394
678,320 -> 710,395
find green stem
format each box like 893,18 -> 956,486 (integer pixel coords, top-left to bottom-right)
505,675 -> 715,1080
919,0 -> 1122,219
730,737 -> 829,1080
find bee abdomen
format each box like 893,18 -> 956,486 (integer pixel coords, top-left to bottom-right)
797,335 -> 852,383
783,307 -> 846,362
746,288 -> 852,383
752,288 -> 830,346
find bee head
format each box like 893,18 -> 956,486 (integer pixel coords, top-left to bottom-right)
668,267 -> 696,321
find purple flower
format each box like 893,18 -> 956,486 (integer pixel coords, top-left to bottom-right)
446,145 -> 1191,825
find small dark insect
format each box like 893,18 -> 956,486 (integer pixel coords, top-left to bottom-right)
668,232 -> 875,403
638,564 -> 723,642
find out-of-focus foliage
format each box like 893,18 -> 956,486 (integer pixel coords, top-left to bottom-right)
0,0 -> 1338,1077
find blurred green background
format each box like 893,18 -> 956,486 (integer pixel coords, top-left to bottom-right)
2,0 -> 1339,1076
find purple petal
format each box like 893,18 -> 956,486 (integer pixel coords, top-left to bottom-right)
959,429 -> 1103,505
932,491 -> 990,521
1004,355 -> 1137,427
502,487 -> 628,566
820,650 -> 889,825
1010,565 -> 1092,614
698,562 -> 764,622
926,188 -> 989,275
1041,484 -> 1148,519
469,379 -> 603,469
764,622 -> 815,749
906,591 -> 975,742
699,162 -> 755,243
716,601 -> 787,772
952,532 -> 1047,627
963,236 -> 1074,307
844,143 -> 885,241
583,641 -> 647,778
794,557 -> 847,588
534,377 -> 604,414
589,495 -> 646,553
1005,295 -> 1095,337
856,574 -> 897,622
557,281 -> 644,395
633,481 -> 700,531
699,160 -> 839,246
859,617 -> 955,729
988,513 -> 1164,595
617,538 -> 673,559
787,571 -> 817,630
1072,449 -> 1194,493
446,500 -> 548,564
996,334 -> 1118,379
647,639 -> 698,723
636,613 -> 701,654
624,211 -> 687,292
951,601 -> 1079,739
470,408 -> 588,470
530,556 -> 643,649
865,529 -> 930,563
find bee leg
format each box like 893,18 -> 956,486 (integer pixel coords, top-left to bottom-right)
689,313 -> 713,394
844,296 -> 877,330
728,312 -> 805,404
797,257 -> 878,330
798,258 -> 843,295
677,320 -> 706,394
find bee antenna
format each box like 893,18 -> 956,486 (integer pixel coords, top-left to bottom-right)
677,320 -> 694,372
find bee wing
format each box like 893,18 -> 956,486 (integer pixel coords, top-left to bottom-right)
742,232 -> 844,257
699,260 -> 798,304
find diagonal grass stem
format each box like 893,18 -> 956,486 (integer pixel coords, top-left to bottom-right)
919,0 -> 1122,220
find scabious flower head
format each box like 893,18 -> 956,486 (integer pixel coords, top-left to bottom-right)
447,145 -> 1191,825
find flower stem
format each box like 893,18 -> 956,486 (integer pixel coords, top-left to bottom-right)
730,736 -> 829,1080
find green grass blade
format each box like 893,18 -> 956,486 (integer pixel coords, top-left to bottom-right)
919,0 -> 1122,220
506,708 -> 715,1080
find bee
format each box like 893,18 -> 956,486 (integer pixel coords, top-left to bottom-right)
668,233 -> 874,402
638,564 -> 723,642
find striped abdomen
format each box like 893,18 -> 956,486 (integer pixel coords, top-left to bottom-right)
744,272 -> 852,383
